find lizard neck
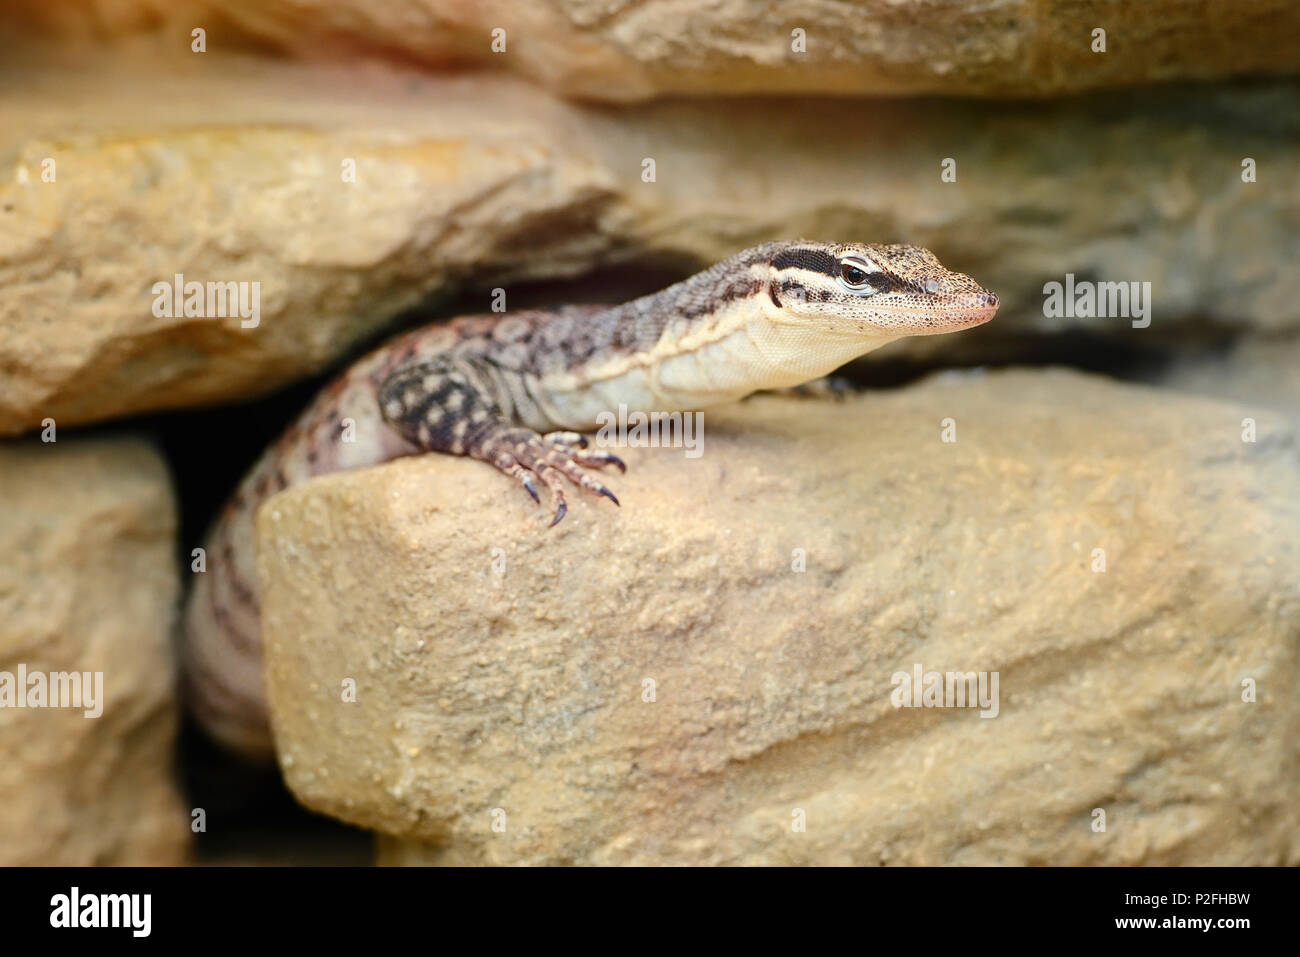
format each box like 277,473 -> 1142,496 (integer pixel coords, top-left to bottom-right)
645,291 -> 898,401
537,267 -> 897,425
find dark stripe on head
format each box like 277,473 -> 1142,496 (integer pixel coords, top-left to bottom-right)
772,246 -> 838,276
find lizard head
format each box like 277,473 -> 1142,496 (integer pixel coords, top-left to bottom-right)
764,241 -> 998,337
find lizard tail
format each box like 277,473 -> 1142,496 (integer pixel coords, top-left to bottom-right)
181,340 -> 426,760
184,487 -> 277,760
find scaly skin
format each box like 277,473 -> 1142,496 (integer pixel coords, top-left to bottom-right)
183,241 -> 999,759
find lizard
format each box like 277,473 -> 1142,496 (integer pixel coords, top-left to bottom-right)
183,240 -> 999,760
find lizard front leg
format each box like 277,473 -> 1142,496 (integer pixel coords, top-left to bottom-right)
377,356 -> 624,526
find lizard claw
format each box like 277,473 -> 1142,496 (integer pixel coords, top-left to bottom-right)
478,427 -> 623,525
497,460 -> 542,504
576,449 -> 626,473
548,498 -> 568,527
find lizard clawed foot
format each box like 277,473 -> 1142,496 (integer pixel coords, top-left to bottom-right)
482,427 -> 623,526
543,432 -> 626,474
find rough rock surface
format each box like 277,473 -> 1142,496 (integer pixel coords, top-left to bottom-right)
3,53 -> 1297,435
0,58 -> 619,436
0,436 -> 189,865
7,1 -> 1300,100
257,370 -> 1300,865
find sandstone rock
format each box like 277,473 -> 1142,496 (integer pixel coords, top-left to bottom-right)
4,53 -> 1297,435
0,436 -> 189,865
257,369 -> 1300,865
8,0 -> 1300,101
1146,335 -> 1300,423
0,56 -> 622,436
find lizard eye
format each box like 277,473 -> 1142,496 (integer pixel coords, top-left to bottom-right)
837,258 -> 877,293
841,263 -> 867,286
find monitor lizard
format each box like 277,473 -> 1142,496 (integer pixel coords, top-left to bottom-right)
183,240 -> 999,759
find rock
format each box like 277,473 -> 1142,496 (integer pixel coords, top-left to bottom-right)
0,56 -> 622,436
257,369 -> 1300,865
1146,335 -> 1300,423
9,1 -> 1300,100
0,436 -> 189,865
4,52 -> 1297,435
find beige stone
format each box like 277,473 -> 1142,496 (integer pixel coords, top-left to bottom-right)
0,436 -> 189,865
1147,335 -> 1300,424
0,56 -> 621,436
257,369 -> 1300,865
4,53 -> 1297,435
8,1 -> 1300,100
